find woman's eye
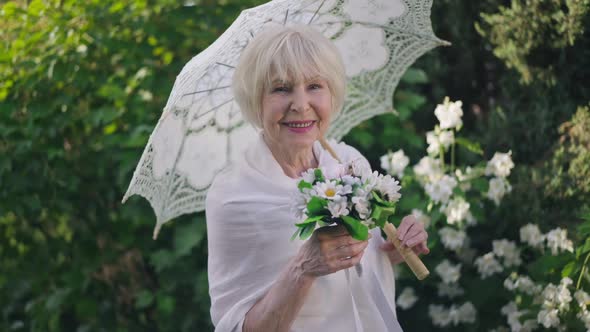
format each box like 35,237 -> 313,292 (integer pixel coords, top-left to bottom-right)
272,86 -> 289,93
309,83 -> 323,90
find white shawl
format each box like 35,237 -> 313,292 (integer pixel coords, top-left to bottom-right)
206,133 -> 402,332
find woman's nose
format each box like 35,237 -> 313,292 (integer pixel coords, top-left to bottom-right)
290,86 -> 310,112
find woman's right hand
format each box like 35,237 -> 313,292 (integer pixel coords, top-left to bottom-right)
295,224 -> 371,278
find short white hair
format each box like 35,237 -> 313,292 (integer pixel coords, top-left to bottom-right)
232,24 -> 346,129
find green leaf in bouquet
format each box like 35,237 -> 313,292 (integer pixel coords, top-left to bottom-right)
371,205 -> 383,221
300,222 -> 316,240
341,215 -> 369,240
314,168 -> 325,183
290,228 -> 300,241
372,191 -> 386,204
295,215 -> 325,227
455,137 -> 484,155
298,180 -> 313,191
307,197 -> 328,216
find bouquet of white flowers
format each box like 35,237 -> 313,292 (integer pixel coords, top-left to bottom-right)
291,160 -> 402,241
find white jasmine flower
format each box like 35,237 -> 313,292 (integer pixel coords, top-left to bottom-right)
504,273 -> 541,295
545,227 -> 574,255
501,302 -> 537,332
397,287 -> 418,310
442,197 -> 470,225
578,309 -> 590,330
575,290 -> 590,310
425,174 -> 458,204
413,156 -> 444,183
485,151 -> 515,178
138,89 -> 153,101
426,130 -> 455,155
456,246 -> 477,264
519,224 -> 545,249
475,252 -> 503,278
456,302 -> 476,324
487,177 -> 512,205
429,304 -> 451,327
327,197 -> 349,218
380,149 -> 409,179
537,308 -> 560,328
300,168 -> 316,184
541,278 -> 573,313
435,259 -> 462,284
439,227 -> 466,251
376,174 -> 402,202
426,131 -> 442,155
434,97 -> 463,130
437,282 -> 464,298
493,239 -> 522,267
313,180 -> 346,200
412,209 -> 431,229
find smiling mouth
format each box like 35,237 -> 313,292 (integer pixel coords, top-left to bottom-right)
282,121 -> 316,128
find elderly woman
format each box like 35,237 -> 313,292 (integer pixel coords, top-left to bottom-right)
205,24 -> 429,332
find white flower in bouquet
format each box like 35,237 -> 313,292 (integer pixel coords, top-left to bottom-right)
437,282 -> 464,298
519,223 -> 545,249
435,259 -> 462,284
487,177 -> 512,205
442,197 -> 470,225
323,164 -> 347,180
301,168 -> 316,184
492,239 -> 522,267
361,170 -> 380,191
327,197 -> 350,218
439,227 -> 466,251
380,149 -> 409,179
485,151 -> 515,178
397,287 -> 418,310
425,174 -> 458,204
413,156 -> 444,183
376,174 -> 402,202
313,180 -> 351,200
351,189 -> 371,219
434,97 -> 463,130
545,227 -> 574,255
412,209 -> 431,229
341,174 -> 361,187
475,252 -> 503,278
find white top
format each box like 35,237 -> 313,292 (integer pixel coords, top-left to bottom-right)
205,133 -> 402,332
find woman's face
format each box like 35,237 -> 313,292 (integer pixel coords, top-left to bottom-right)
260,76 -> 333,150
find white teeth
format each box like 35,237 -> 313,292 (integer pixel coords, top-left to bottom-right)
286,121 -> 314,128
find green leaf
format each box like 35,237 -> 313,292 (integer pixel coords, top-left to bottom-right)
455,137 -> 484,155
576,237 -> 590,259
300,222 -> 316,240
371,191 -> 385,204
314,168 -> 325,183
298,180 -> 312,190
562,261 -> 576,278
400,68 -> 428,84
341,216 -> 369,240
307,197 -> 328,216
291,229 -> 300,241
295,215 -> 325,226
135,290 -> 154,309
371,205 -> 383,221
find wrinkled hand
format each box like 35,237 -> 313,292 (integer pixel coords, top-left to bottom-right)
296,224 -> 371,278
380,215 -> 430,265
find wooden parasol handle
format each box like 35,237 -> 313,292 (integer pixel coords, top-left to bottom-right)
383,223 -> 430,280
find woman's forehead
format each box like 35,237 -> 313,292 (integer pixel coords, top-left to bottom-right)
269,71 -> 326,84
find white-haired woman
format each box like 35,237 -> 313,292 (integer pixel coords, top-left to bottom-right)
205,24 -> 429,332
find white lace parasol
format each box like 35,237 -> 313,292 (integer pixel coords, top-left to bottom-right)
122,0 -> 449,238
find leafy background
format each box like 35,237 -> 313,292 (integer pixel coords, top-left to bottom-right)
1,0 -> 588,331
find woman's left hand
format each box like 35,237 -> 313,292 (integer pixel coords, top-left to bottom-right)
379,214 -> 430,265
